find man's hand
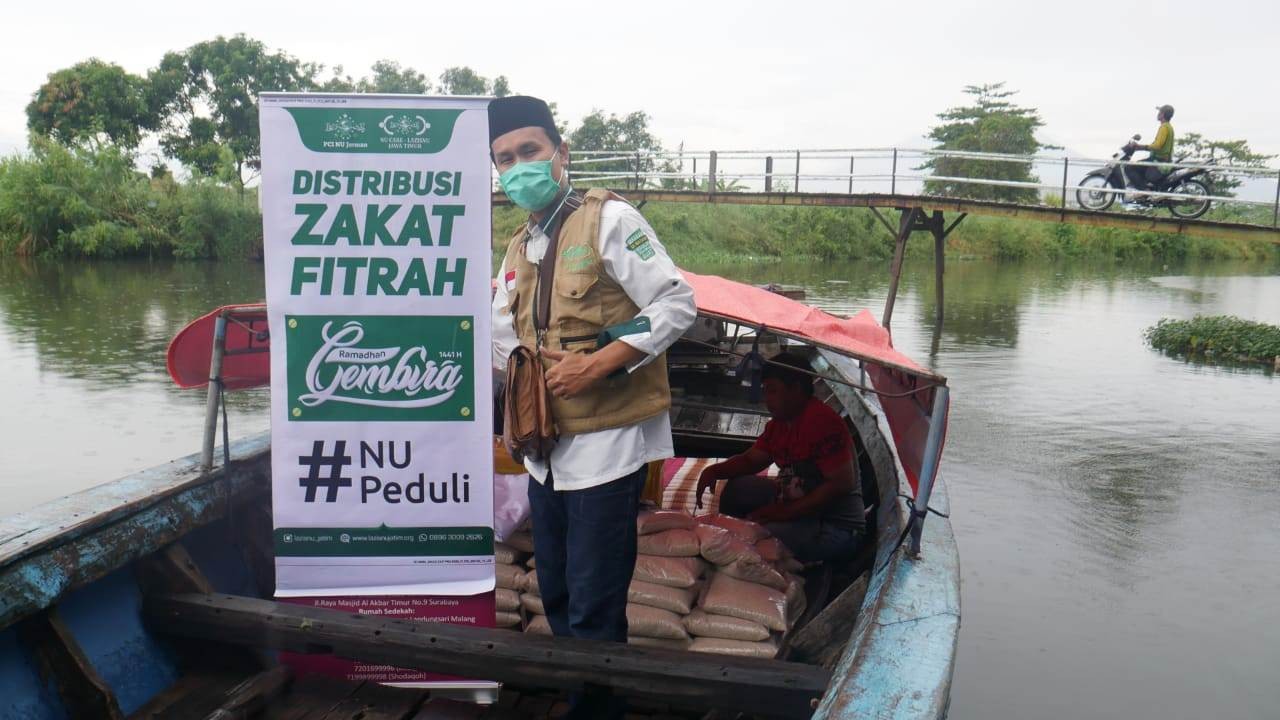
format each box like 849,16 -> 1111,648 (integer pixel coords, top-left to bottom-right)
695,465 -> 721,509
747,502 -> 791,524
541,347 -> 602,400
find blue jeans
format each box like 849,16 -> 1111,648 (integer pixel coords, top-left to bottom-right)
720,474 -> 863,562
528,466 -> 646,719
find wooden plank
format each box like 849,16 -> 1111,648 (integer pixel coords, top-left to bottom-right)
16,607 -> 124,719
315,681 -> 427,720
0,444 -> 270,631
128,671 -> 251,720
785,573 -> 870,669
136,542 -> 216,595
259,674 -> 360,720
202,666 -> 293,720
146,593 -> 831,718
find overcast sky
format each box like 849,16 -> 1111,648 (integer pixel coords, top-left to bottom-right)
4,0 -> 1278,164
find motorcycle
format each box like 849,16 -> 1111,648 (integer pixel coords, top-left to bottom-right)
1075,134 -> 1214,219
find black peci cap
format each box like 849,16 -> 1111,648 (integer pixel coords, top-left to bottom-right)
487,95 -> 562,146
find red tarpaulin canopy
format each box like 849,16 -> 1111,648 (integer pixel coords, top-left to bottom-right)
680,270 -> 941,382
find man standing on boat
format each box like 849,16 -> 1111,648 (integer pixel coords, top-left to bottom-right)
695,352 -> 865,561
489,96 -> 695,717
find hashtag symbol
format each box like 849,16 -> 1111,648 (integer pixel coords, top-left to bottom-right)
298,440 -> 352,503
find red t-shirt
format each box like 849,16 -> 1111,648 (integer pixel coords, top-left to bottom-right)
753,397 -> 862,529
753,397 -> 854,478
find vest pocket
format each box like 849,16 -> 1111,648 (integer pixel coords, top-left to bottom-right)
555,272 -> 604,327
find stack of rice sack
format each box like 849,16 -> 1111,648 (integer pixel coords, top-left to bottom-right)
494,530 -> 535,630
522,510 -> 708,646
627,510 -> 706,649
686,515 -> 807,658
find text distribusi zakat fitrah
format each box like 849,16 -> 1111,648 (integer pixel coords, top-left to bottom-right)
287,169 -> 469,297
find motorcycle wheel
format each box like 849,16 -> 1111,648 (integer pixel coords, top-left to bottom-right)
1167,179 -> 1211,220
1076,174 -> 1116,211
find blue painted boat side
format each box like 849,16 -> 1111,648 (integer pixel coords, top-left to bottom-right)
0,628 -> 69,720
814,352 -> 961,719
58,567 -> 183,715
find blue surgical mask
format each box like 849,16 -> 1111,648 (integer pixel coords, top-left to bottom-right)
499,149 -> 566,211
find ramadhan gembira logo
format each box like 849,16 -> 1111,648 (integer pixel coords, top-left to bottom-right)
285,315 -> 475,422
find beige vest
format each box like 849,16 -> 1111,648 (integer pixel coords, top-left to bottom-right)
501,188 -> 671,435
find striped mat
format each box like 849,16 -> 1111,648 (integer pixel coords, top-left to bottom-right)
659,457 -> 778,516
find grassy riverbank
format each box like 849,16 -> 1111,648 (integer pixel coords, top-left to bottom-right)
495,203 -> 1280,264
3,144 -> 1276,264
1145,315 -> 1280,367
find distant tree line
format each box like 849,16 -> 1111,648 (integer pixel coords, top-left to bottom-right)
23,34 -> 667,190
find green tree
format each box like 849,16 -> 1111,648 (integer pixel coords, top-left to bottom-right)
1176,133 -> 1275,197
568,110 -> 664,188
437,66 -> 510,96
26,60 -> 155,150
921,83 -> 1057,203
148,35 -> 320,189
358,60 -> 430,93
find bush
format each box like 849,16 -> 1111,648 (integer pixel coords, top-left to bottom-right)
0,141 -> 261,259
1145,315 -> 1280,365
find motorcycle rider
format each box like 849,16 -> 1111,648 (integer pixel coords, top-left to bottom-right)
1125,104 -> 1175,204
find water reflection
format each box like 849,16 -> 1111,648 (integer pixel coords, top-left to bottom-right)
1,253 -> 1278,720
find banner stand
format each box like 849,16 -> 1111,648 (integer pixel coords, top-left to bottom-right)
259,92 -> 496,690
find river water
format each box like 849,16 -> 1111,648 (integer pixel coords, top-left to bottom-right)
1,255 -> 1277,719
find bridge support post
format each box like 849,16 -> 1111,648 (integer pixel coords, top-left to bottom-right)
708,151 -> 717,197
932,212 -> 945,333
882,208 -> 916,331
765,156 -> 773,193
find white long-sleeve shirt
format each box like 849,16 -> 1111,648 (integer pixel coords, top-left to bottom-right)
491,198 -> 697,490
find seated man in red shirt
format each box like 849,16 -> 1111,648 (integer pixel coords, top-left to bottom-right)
695,352 -> 865,561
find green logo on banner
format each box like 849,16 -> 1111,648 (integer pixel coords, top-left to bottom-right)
286,315 -> 474,421
286,108 -> 463,153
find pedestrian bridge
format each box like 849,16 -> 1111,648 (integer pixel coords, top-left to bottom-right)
493,147 -> 1280,245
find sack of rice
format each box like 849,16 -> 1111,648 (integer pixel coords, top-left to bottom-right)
523,569 -> 540,596
784,573 -> 807,619
637,509 -> 696,535
695,524 -> 764,567
495,610 -> 522,628
525,614 -> 552,635
520,592 -> 545,616
683,609 -> 770,642
496,588 -> 521,612
633,554 -> 704,589
719,557 -> 788,591
637,528 -> 700,557
494,541 -> 526,566
496,563 -> 526,591
506,531 -> 536,553
626,603 -> 690,641
628,635 -> 692,650
697,514 -> 770,543
690,636 -> 779,659
628,579 -> 697,615
700,571 -> 789,632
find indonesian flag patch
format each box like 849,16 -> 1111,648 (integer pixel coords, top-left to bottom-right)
504,269 -> 517,292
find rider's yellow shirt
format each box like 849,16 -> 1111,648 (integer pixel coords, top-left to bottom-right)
1150,122 -> 1174,162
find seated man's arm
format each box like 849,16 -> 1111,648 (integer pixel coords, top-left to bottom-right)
696,448 -> 773,508
748,458 -> 857,523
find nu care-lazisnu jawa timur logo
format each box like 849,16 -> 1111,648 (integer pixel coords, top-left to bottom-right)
286,315 -> 474,421
287,108 -> 462,154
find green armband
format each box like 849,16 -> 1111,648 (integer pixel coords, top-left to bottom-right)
596,316 -> 652,378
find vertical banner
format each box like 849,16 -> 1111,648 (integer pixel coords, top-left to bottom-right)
259,93 -> 494,682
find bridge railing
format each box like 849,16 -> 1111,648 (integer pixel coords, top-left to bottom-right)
521,147 -> 1280,226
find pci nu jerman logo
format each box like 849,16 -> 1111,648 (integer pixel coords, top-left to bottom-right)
286,315 -> 474,422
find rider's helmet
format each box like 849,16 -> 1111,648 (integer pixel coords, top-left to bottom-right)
1156,104 -> 1175,121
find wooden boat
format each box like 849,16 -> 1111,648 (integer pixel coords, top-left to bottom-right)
0,271 -> 957,719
